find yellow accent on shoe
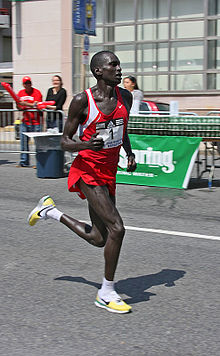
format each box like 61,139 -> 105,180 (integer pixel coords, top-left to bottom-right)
28,195 -> 55,226
29,211 -> 40,226
94,294 -> 132,314
42,197 -> 55,207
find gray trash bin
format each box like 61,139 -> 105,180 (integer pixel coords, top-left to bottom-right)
34,134 -> 64,178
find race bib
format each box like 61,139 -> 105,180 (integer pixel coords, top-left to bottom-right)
96,118 -> 124,149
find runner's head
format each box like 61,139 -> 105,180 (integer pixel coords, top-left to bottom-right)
90,51 -> 122,85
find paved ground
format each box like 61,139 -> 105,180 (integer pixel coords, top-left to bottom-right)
0,154 -> 220,356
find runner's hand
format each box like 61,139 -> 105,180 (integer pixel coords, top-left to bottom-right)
88,133 -> 104,151
127,153 -> 137,172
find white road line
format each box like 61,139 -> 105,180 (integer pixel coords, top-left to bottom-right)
124,225 -> 220,241
81,220 -> 220,241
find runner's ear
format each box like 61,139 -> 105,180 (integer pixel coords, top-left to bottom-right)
94,67 -> 102,77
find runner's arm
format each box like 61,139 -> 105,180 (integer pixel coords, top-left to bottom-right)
61,92 -> 104,153
123,130 -> 137,172
120,88 -> 137,172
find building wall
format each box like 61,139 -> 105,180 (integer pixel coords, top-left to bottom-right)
0,0 -> 12,91
10,0 -> 220,114
73,0 -> 220,114
12,0 -> 72,111
61,0 -> 73,109
145,94 -> 220,114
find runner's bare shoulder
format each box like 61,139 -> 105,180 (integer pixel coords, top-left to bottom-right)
68,91 -> 88,122
70,91 -> 88,109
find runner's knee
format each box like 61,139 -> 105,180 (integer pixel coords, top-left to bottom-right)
108,221 -> 125,241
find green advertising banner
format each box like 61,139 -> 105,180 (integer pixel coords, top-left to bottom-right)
117,135 -> 202,189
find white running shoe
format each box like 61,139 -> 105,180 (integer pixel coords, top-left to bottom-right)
28,195 -> 55,226
95,290 -> 132,314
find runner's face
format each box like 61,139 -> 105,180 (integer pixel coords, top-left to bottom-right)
100,54 -> 122,85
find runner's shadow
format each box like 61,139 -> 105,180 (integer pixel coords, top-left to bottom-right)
116,269 -> 185,304
54,269 -> 186,305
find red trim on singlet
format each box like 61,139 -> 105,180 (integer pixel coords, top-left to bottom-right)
89,88 -> 120,118
115,86 -> 125,108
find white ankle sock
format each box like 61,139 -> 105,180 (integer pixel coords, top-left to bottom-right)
46,207 -> 63,221
98,278 -> 122,302
99,277 -> 115,295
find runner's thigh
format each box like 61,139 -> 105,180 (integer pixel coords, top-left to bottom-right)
79,179 -> 122,226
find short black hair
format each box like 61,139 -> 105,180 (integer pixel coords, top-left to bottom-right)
90,50 -> 116,78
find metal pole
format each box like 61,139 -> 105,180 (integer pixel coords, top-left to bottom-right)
80,35 -> 85,91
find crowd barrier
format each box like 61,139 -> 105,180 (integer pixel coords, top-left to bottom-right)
127,113 -> 220,181
1,109 -> 220,184
127,114 -> 220,138
0,108 -> 65,154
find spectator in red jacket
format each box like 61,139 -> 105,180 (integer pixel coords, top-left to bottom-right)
17,76 -> 43,167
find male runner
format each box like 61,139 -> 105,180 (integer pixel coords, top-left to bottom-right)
28,51 -> 137,314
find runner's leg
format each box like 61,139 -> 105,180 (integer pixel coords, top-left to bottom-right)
60,180 -> 111,247
61,179 -> 125,281
80,179 -> 125,281
60,203 -> 107,247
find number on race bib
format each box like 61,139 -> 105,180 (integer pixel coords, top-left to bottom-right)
96,118 -> 124,149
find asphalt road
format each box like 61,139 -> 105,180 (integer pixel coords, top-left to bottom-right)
0,154 -> 220,356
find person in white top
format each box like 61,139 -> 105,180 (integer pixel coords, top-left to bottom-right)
123,76 -> 144,114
